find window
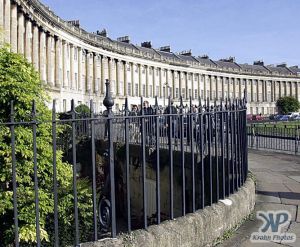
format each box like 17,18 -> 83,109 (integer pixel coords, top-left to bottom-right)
156,86 -> 159,96
135,84 -> 139,96
127,83 -> 131,96
142,68 -> 145,74
207,90 -> 210,98
127,65 -> 130,71
149,85 -> 153,97
74,47 -> 78,60
97,78 -> 100,90
212,91 -> 216,99
118,81 -> 123,95
82,75 -> 85,87
67,45 -> 70,58
194,89 -> 198,99
67,71 -> 70,83
63,99 -> 66,112
189,89 -> 192,98
142,84 -> 146,96
201,90 -> 204,98
163,86 -> 166,97
224,92 -> 228,98
267,91 -> 271,102
75,73 -> 78,89
175,88 -> 179,98
247,93 -> 251,101
181,88 -> 186,98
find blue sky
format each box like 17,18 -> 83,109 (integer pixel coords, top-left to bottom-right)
42,0 -> 299,66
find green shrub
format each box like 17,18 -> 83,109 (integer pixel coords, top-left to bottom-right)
0,47 -> 93,246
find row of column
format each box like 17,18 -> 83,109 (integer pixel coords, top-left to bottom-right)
1,0 -> 299,103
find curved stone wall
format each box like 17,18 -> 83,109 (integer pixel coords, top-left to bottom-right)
1,0 -> 300,113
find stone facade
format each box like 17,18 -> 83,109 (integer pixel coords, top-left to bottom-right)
1,0 -> 300,114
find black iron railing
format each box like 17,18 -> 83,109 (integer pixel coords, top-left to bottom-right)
247,124 -> 300,154
1,80 -> 248,247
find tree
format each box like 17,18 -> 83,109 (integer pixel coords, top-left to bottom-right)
276,96 -> 300,114
0,47 -> 93,246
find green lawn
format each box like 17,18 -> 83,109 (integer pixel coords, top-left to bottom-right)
248,121 -> 300,129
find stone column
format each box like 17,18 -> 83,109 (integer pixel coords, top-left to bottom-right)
138,64 -> 142,96
159,68 -> 162,98
94,54 -> 100,94
62,41 -> 68,89
109,58 -> 115,95
239,78 -> 242,98
55,37 -> 62,88
10,3 -> 18,52
244,79 -> 248,99
116,60 -> 122,96
25,18 -> 32,62
47,34 -> 54,87
101,56 -> 108,94
78,47 -> 82,91
216,77 -> 220,100
131,63 -> 138,96
17,12 -> 24,54
32,24 -> 39,70
4,0 -> 10,44
204,75 -> 209,99
70,45 -> 75,89
39,30 -> 46,82
145,65 -> 149,97
151,67 -> 158,97
86,52 -> 92,93
221,77 -> 225,99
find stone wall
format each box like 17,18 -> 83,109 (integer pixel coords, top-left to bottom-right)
81,177 -> 255,247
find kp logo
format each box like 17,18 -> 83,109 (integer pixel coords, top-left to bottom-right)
250,210 -> 296,243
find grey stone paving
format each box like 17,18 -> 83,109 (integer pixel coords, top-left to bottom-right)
220,150 -> 300,247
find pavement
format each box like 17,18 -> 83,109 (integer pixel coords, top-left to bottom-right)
220,149 -> 300,247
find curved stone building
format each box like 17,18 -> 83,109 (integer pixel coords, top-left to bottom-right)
1,0 -> 300,113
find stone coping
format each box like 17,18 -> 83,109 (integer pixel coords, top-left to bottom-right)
81,176 -> 255,247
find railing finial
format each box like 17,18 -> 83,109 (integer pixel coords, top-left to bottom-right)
103,79 -> 114,111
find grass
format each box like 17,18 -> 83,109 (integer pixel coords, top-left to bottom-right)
248,121 -> 300,129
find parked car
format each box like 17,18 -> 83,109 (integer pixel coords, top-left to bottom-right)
274,114 -> 283,121
293,115 -> 300,121
287,112 -> 299,118
246,114 -> 253,121
278,115 -> 290,121
252,115 -> 263,121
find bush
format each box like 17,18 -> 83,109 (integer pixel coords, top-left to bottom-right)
0,47 -> 93,246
